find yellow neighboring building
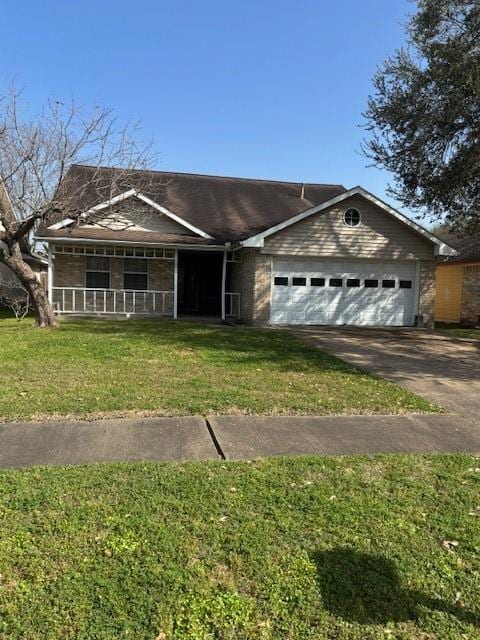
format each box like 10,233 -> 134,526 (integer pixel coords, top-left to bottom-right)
435,234 -> 480,326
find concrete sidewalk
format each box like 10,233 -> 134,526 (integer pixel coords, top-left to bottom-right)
0,413 -> 479,468
209,414 -> 480,460
0,417 -> 218,468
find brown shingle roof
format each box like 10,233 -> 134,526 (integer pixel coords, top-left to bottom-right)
39,164 -> 346,243
41,227 -> 217,245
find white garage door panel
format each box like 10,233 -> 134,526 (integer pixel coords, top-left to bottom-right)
271,258 -> 416,326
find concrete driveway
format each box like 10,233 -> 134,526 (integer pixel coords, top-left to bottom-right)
290,327 -> 480,418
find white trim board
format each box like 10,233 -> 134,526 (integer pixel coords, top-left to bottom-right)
36,236 -> 226,251
47,189 -> 213,239
241,186 -> 457,256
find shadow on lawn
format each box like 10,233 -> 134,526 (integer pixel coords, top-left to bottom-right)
312,548 -> 479,628
60,318 -> 360,374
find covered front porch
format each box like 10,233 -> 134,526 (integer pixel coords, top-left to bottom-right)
48,242 -> 240,320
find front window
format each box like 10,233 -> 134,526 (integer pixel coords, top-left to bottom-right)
124,258 -> 148,290
85,256 -> 110,289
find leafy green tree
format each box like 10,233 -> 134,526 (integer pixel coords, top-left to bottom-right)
363,0 -> 480,229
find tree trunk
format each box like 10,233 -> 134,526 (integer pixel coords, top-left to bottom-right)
2,242 -> 58,328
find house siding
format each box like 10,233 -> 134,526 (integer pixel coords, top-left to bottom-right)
435,263 -> 463,323
435,262 -> 480,326
263,195 -> 434,261
85,200 -> 191,234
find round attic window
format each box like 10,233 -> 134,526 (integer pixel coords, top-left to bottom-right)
344,208 -> 361,227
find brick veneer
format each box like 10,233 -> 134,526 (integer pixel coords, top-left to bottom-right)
54,254 -> 86,287
229,249 -> 271,324
460,264 -> 480,326
418,261 -> 436,328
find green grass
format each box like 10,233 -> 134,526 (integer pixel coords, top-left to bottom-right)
0,316 -> 436,421
434,322 -> 480,340
0,455 -> 478,638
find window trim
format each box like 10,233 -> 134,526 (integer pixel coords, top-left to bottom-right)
343,207 -> 361,228
85,256 -> 111,290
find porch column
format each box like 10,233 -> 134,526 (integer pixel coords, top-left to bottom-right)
47,244 -> 53,304
221,249 -> 227,321
173,249 -> 178,319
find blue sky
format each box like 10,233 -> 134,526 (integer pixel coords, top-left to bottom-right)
2,0 -> 414,212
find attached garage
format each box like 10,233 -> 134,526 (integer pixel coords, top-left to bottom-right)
238,187 -> 457,327
271,258 -> 417,326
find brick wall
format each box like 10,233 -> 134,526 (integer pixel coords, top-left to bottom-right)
54,254 -> 86,287
419,261 -> 436,328
460,264 -> 480,326
252,253 -> 271,324
229,249 -> 271,325
110,258 -> 122,289
149,260 -> 174,291
54,254 -> 174,291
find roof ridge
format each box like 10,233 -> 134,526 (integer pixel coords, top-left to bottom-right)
69,164 -> 346,189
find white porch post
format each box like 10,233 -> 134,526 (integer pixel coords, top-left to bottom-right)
221,249 -> 227,321
47,244 -> 53,304
173,249 -> 178,319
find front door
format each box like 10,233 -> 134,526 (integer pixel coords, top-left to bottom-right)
177,251 -> 223,315
178,266 -> 200,313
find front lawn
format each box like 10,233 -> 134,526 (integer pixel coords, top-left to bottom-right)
0,455 -> 478,638
434,322 -> 480,340
0,317 -> 436,421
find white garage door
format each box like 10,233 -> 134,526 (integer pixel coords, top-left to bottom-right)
271,258 -> 417,326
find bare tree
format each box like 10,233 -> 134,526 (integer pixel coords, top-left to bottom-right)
0,278 -> 30,320
0,86 -> 155,327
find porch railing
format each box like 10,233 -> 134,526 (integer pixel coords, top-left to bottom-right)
53,287 -> 240,319
52,287 -> 173,315
225,292 -> 240,318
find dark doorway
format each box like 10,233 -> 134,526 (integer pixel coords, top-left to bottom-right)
177,251 -> 223,316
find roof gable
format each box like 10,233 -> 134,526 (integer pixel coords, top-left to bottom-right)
242,187 -> 457,256
48,189 -> 212,239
